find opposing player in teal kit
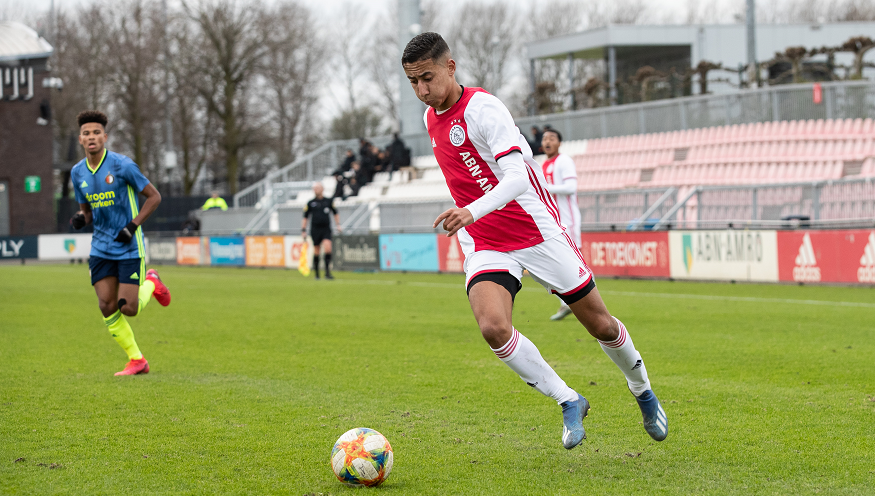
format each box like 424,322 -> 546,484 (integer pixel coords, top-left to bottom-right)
70,110 -> 171,376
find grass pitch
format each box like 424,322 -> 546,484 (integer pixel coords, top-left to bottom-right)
1,264 -> 874,495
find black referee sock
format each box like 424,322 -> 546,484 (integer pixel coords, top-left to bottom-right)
324,253 -> 332,275
313,253 -> 320,277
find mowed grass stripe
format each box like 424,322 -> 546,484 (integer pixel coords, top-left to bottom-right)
1,265 -> 873,495
331,277 -> 875,309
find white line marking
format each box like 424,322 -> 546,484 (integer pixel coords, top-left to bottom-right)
329,279 -> 875,309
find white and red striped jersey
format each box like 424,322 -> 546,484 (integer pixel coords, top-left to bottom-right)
425,87 -> 563,253
541,153 -> 580,242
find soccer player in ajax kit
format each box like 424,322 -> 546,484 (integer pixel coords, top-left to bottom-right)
402,33 -> 667,447
70,110 -> 171,376
540,129 -> 581,321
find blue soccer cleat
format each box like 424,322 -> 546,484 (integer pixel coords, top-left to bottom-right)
559,393 -> 590,449
635,389 -> 668,441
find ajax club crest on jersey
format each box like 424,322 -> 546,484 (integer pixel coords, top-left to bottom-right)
449,125 -> 466,146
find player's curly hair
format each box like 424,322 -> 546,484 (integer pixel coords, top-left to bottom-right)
77,110 -> 108,129
402,32 -> 450,65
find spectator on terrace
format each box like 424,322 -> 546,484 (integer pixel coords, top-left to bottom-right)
201,191 -> 229,211
388,133 -> 410,178
529,126 -> 544,154
347,162 -> 365,197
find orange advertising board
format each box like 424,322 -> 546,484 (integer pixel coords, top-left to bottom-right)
245,236 -> 285,267
176,237 -> 204,265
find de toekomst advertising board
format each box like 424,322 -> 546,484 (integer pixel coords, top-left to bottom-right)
579,232 -> 670,278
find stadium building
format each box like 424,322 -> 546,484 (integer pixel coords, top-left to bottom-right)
0,21 -> 55,236
525,22 -> 875,106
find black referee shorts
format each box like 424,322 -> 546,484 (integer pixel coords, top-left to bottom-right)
311,227 -> 332,245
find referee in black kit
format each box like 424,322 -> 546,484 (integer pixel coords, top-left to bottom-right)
302,183 -> 342,279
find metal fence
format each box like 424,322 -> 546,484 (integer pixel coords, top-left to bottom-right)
515,80 -> 875,141
650,177 -> 875,230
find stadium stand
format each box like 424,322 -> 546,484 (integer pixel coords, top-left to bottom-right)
576,118 -> 875,190
319,117 -> 873,204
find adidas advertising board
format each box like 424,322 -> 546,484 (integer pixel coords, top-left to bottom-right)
437,234 -> 465,273
37,233 -> 93,260
579,232 -> 670,278
777,230 -> 875,284
669,230 -> 779,282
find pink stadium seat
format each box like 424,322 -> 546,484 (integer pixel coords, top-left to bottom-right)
851,118 -> 863,135
862,118 -> 874,134
861,157 -> 875,177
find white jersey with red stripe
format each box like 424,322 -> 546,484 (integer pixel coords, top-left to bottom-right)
541,153 -> 580,244
425,86 -> 563,253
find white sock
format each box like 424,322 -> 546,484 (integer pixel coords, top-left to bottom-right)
598,317 -> 651,396
491,328 -> 578,405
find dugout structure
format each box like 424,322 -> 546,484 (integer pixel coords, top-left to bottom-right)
0,21 -> 55,236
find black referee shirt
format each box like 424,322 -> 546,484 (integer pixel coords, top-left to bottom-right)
304,197 -> 336,228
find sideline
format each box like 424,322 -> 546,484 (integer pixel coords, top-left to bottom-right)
331,278 -> 875,309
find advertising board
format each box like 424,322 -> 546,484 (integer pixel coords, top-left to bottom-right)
209,237 -> 246,266
176,237 -> 204,265
0,236 -> 38,259
777,230 -> 875,284
333,235 -> 380,271
437,234 -> 465,273
379,234 -> 438,272
245,236 -> 285,267
669,230 -> 779,282
38,233 -> 93,260
579,232 -> 669,278
146,237 -> 177,264
283,235 -> 311,269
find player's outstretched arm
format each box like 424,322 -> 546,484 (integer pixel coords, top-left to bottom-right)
463,152 -> 529,220
433,152 -> 528,237
544,177 -> 577,195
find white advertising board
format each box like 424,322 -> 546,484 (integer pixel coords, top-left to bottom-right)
669,230 -> 779,282
38,233 -> 93,260
146,237 -> 178,264
284,235 -> 312,269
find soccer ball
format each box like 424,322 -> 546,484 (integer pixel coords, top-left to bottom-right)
330,427 -> 394,487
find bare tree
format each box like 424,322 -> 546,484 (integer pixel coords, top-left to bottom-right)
104,0 -> 164,178
450,1 -> 520,95
365,7 -> 400,131
188,0 -> 269,194
585,0 -> 650,28
262,1 -> 325,166
331,2 -> 371,114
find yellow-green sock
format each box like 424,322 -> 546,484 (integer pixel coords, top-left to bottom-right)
104,310 -> 143,360
137,280 -> 156,315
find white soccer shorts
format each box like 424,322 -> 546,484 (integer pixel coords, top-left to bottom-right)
463,232 -> 594,296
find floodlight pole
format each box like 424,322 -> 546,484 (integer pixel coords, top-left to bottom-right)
398,0 -> 423,137
162,0 -> 176,171
746,0 -> 760,87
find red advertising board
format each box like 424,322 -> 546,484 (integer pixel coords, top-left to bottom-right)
579,232 -> 670,278
777,230 -> 875,284
437,234 -> 465,273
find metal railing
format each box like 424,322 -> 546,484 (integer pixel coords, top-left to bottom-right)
515,80 -> 875,142
579,187 -> 679,230
651,177 -> 875,230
